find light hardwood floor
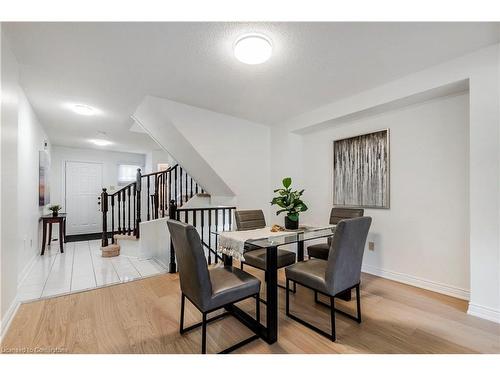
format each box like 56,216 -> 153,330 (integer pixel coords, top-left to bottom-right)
2,266 -> 500,354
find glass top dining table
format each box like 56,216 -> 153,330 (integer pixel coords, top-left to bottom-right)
211,225 -> 336,345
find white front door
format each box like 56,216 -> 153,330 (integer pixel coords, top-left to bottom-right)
65,161 -> 103,235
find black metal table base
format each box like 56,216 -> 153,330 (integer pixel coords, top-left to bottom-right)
220,240 -> 308,346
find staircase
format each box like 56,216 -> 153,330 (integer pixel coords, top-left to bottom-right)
99,163 -> 235,272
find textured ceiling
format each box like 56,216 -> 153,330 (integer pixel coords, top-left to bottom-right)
4,22 -> 500,152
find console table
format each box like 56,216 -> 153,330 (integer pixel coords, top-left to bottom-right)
40,213 -> 67,255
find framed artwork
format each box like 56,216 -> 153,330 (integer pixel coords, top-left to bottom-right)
39,150 -> 51,206
333,129 -> 390,209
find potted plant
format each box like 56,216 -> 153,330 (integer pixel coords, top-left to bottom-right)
271,177 -> 308,230
48,204 -> 62,217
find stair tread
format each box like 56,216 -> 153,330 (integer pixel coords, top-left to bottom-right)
114,234 -> 139,241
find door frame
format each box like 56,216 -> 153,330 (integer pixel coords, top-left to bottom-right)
63,160 -> 104,235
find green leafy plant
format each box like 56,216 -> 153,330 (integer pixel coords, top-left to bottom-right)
48,204 -> 62,213
270,177 -> 308,222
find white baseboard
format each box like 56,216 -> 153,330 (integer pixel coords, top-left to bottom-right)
0,299 -> 20,343
17,252 -> 38,286
152,256 -> 170,271
1,254 -> 37,343
361,264 -> 470,301
467,303 -> 500,323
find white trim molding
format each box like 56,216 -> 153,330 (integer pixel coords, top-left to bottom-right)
467,303 -> 500,323
0,299 -> 20,343
17,252 -> 38,286
362,264 -> 470,301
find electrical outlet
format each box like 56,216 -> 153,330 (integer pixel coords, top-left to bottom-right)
368,241 -> 375,251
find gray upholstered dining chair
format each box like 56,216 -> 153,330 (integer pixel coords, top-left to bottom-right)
285,216 -> 372,341
167,219 -> 261,354
307,207 -> 364,260
235,209 -> 296,293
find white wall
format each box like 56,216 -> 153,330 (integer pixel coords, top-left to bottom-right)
1,30 -> 50,337
301,93 -> 470,298
50,146 -> 146,211
17,88 -> 50,283
272,44 -> 500,322
168,101 -> 271,213
134,97 -> 271,216
1,26 -> 20,336
144,149 -> 175,174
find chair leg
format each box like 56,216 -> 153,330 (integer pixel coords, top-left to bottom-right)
255,293 -> 260,324
201,313 -> 207,354
286,281 -> 335,341
356,284 -> 362,323
179,293 -> 185,333
240,262 -> 244,270
285,279 -> 290,316
330,296 -> 336,342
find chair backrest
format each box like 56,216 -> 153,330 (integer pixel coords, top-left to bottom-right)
329,207 -> 364,225
167,219 -> 212,309
325,217 -> 372,295
235,210 -> 266,231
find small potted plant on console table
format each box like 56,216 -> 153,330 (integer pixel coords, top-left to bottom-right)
48,204 -> 62,217
271,177 -> 308,230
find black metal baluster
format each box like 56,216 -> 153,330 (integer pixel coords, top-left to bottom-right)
190,177 -> 193,198
174,167 -> 178,207
101,189 -> 109,247
111,195 -> 115,243
208,209 -> 212,265
162,173 -> 166,217
193,209 -> 197,227
133,184 -> 137,236
201,210 -> 205,261
127,186 -> 131,235
185,172 -> 188,200
222,209 -> 226,231
117,191 -> 121,234
195,182 -> 198,195
215,209 -> 219,260
168,201 -> 177,273
179,168 -> 184,207
168,170 -> 172,211
228,208 -> 232,230
136,168 -> 141,238
154,175 -> 159,220
147,176 -> 151,221
122,190 -> 126,235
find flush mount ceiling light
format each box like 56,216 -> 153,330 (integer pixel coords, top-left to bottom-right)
234,34 -> 272,65
89,139 -> 112,147
69,103 -> 98,116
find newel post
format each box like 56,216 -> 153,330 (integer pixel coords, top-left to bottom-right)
168,199 -> 178,273
101,188 -> 109,247
135,168 -> 142,238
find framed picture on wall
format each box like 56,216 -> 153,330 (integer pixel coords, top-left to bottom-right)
39,150 -> 51,206
333,129 -> 390,209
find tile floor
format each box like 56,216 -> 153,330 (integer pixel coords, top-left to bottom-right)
17,239 -> 167,302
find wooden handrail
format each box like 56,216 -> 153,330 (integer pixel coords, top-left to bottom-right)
176,206 -> 236,212
100,163 -> 207,253
141,163 -> 178,178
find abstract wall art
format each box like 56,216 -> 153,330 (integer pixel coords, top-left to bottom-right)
333,129 -> 389,208
39,150 -> 51,206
